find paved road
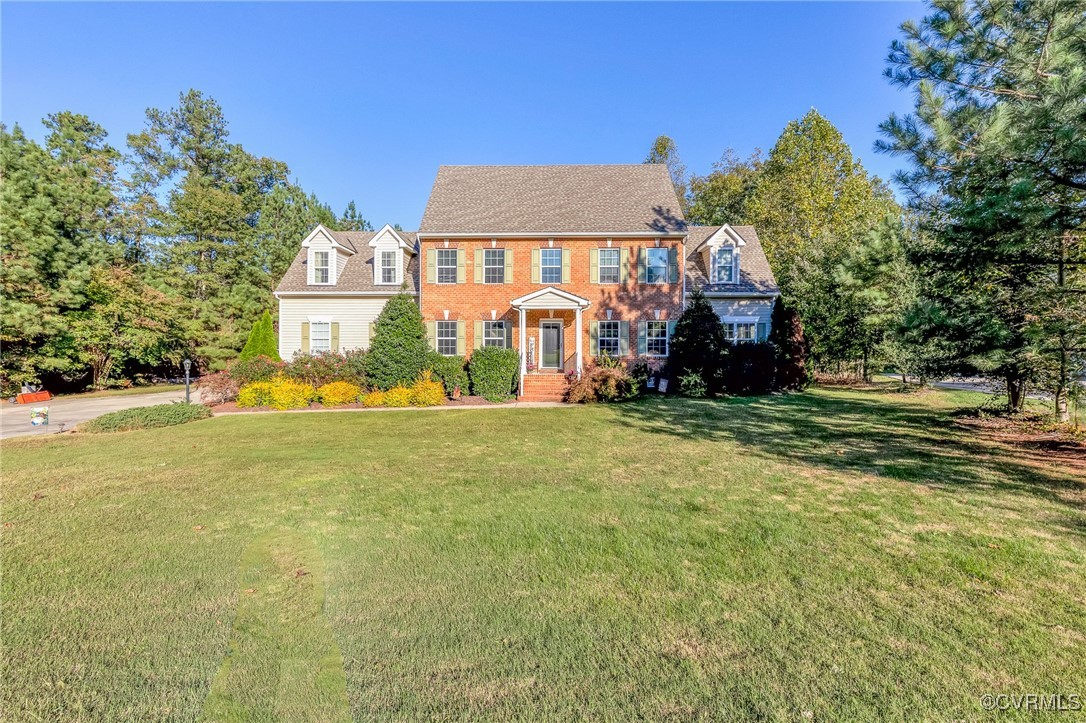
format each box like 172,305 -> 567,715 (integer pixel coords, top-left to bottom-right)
1,389 -> 201,440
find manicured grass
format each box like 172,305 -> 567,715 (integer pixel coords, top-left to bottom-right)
2,385 -> 1084,721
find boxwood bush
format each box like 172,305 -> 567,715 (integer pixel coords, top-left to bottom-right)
469,347 -> 520,402
427,352 -> 468,397
81,403 -> 211,433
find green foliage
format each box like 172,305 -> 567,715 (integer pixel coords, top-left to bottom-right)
469,347 -> 520,402
426,352 -> 468,397
668,289 -> 730,396
410,371 -> 447,407
283,350 -> 366,388
644,135 -> 688,211
565,365 -> 634,403
317,381 -> 362,407
80,402 -> 210,433
723,342 -> 777,396
880,0 -> 1086,414
364,293 -> 430,390
768,297 -> 810,390
237,378 -> 315,410
256,184 -> 338,283
339,200 -> 373,232
686,149 -> 763,226
239,311 -> 280,361
227,355 -> 283,387
679,372 -> 708,399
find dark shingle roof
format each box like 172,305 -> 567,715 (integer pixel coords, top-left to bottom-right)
275,230 -> 419,294
419,165 -> 686,235
685,225 -> 778,296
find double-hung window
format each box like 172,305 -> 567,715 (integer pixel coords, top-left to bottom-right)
380,250 -> 397,284
540,248 -> 562,284
646,248 -> 669,284
310,321 -> 331,352
436,321 -> 458,356
437,249 -> 458,284
483,321 -> 507,348
598,321 -> 620,356
646,320 -> 669,356
312,251 -> 330,284
712,248 -> 736,284
483,249 -> 505,284
598,248 -> 620,284
724,320 -> 757,343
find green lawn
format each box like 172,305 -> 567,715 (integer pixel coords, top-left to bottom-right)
2,386 -> 1084,721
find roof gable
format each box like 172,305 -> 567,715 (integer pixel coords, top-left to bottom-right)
301,224 -> 356,255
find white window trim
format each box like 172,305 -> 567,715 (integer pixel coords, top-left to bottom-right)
309,249 -> 334,285
483,320 -> 508,348
711,247 -> 739,285
436,320 -> 458,356
598,248 -> 620,284
436,248 -> 458,285
308,315 -> 333,352
483,248 -> 505,285
722,316 -> 759,343
597,320 -> 621,356
646,248 -> 669,285
645,320 -> 669,357
377,249 -> 399,286
540,248 -> 562,285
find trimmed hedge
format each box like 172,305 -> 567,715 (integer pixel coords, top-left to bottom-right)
410,372 -> 446,407
317,381 -> 362,407
427,352 -> 468,397
364,293 -> 430,390
81,403 -> 211,433
469,347 -> 520,402
237,378 -> 316,410
228,355 -> 283,386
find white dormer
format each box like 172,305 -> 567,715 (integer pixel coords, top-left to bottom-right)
694,224 -> 746,285
301,224 -> 355,286
368,224 -> 415,286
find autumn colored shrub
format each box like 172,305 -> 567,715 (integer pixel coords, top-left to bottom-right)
197,371 -> 239,406
237,377 -> 315,410
361,389 -> 386,407
228,355 -> 283,386
565,365 -> 633,403
410,371 -> 446,407
317,381 -> 362,407
384,385 -> 413,408
237,381 -> 276,408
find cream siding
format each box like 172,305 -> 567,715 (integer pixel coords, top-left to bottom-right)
335,249 -> 348,280
278,295 -> 395,359
706,297 -> 775,326
307,234 -> 337,285
371,228 -> 404,286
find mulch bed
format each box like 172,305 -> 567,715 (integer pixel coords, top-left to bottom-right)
209,396 -> 512,414
954,412 -> 1086,475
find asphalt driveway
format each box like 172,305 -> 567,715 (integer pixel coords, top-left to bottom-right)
0,389 -> 202,440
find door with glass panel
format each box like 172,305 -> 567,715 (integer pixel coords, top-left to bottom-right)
540,321 -> 563,370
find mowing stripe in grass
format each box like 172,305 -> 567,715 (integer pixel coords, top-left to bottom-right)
200,530 -> 351,723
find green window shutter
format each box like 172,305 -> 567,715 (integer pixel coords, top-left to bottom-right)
504,249 -> 514,283
330,322 -> 340,351
301,322 -> 310,354
637,321 -> 647,355
504,321 -> 513,349
589,248 -> 599,284
531,248 -> 541,284
426,248 -> 437,284
589,321 -> 599,356
426,321 -> 437,351
474,320 -> 484,350
457,248 -> 466,283
474,249 -> 484,283
669,246 -> 679,284
619,320 -> 630,356
757,322 -> 768,341
562,248 -> 571,284
620,247 -> 630,284
637,248 -> 646,283
457,320 -> 466,355
667,321 -> 677,354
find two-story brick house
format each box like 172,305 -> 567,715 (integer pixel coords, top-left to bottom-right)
273,164 -> 779,399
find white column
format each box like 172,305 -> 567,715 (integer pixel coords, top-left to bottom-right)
519,306 -> 527,396
575,306 -> 583,376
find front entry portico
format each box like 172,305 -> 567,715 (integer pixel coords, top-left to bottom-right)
510,287 -> 591,396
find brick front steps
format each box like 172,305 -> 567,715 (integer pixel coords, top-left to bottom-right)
519,373 -> 568,402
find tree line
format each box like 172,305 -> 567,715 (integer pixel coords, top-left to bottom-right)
1,90 -> 374,395
645,0 -> 1085,421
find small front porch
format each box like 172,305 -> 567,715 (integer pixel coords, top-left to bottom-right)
510,287 -> 592,398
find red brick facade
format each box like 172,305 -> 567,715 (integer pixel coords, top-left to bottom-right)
419,237 -> 684,371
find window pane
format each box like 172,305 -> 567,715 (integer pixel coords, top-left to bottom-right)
598,249 -> 620,284
598,320 -> 620,356
313,251 -> 329,284
646,320 -> 668,356
646,248 -> 669,284
311,321 -> 331,352
540,248 -> 562,284
484,249 -> 505,284
436,321 -> 458,356
714,248 -> 734,283
736,323 -> 756,342
483,321 -> 507,348
381,251 -> 396,283
437,249 -> 457,284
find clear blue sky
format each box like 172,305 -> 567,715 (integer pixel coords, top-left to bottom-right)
2,2 -> 922,228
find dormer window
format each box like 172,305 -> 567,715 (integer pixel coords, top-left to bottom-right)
312,250 -> 331,284
712,247 -> 737,284
379,250 -> 397,284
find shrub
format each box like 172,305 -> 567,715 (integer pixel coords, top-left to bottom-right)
81,402 -> 211,433
565,365 -> 633,403
469,347 -> 520,402
228,355 -> 283,386
197,371 -> 239,406
237,381 -> 276,407
410,371 -> 446,407
384,384 -> 413,407
668,289 -> 730,396
427,352 -> 468,397
339,348 -> 368,386
318,381 -> 362,407
679,371 -> 708,398
239,310 -> 281,361
723,342 -> 776,396
626,357 -> 661,396
361,389 -> 386,407
364,293 -> 431,390
283,351 -> 357,387
769,297 -> 810,390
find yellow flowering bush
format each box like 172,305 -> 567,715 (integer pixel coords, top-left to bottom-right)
237,381 -> 276,408
237,377 -> 315,410
384,385 -> 413,408
317,381 -> 362,407
361,389 -> 386,408
410,371 -> 446,407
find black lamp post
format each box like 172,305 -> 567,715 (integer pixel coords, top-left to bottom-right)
183,358 -> 192,404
